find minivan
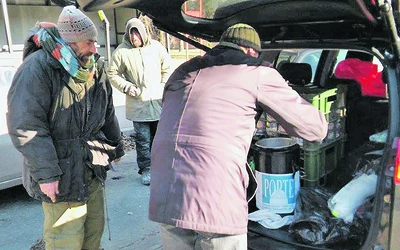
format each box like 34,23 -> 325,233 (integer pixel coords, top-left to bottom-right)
77,0 -> 400,249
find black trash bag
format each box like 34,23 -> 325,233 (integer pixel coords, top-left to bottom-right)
288,187 -> 369,247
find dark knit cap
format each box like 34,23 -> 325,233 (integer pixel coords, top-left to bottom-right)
219,23 -> 261,52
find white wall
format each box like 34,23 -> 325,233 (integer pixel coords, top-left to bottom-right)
0,5 -> 138,46
0,5 -> 139,131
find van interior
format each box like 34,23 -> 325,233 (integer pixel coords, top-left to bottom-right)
247,48 -> 388,249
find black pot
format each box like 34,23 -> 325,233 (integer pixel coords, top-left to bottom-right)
253,137 -> 300,175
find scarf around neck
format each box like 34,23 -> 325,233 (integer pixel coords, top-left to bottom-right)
31,22 -> 95,82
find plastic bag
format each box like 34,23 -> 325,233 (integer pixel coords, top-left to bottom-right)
328,173 -> 377,223
288,187 -> 369,246
369,130 -> 388,143
248,209 -> 294,229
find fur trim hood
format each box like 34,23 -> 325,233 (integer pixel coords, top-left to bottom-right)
123,18 -> 150,47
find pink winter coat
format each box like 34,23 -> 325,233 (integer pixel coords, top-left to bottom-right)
149,46 -> 328,235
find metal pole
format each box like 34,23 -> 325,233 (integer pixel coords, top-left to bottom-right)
97,10 -> 111,66
166,33 -> 170,53
185,35 -> 189,61
379,0 -> 400,60
1,0 -> 13,53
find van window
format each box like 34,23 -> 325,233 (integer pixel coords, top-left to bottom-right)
332,50 -> 348,72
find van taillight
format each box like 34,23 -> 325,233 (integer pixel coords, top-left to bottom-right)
395,139 -> 400,185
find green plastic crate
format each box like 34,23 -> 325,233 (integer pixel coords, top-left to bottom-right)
301,138 -> 345,186
310,88 -> 337,115
298,86 -> 347,122
298,85 -> 347,150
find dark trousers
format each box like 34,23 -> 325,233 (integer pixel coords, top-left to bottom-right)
133,121 -> 158,174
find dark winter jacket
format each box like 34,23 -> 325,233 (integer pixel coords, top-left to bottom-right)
7,49 -> 124,203
149,46 -> 328,235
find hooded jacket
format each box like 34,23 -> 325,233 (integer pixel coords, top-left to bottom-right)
7,40 -> 124,203
149,46 -> 328,235
108,18 -> 172,122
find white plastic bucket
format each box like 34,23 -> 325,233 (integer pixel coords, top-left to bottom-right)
254,138 -> 300,214
255,171 -> 300,213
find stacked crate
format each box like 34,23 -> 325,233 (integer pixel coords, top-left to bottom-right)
261,85 -> 347,186
294,85 -> 347,186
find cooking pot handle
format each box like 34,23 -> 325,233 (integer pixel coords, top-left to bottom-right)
246,162 -> 258,202
292,160 -> 300,177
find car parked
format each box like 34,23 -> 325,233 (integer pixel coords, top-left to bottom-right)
0,50 -> 24,191
77,0 -> 400,249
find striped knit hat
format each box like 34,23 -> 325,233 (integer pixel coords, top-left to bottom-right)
219,23 -> 261,52
57,5 -> 98,43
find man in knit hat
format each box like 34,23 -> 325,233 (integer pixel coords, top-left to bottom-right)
108,17 -> 172,185
7,5 -> 124,250
148,23 -> 328,249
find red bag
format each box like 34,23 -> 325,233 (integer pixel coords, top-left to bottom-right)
334,58 -> 386,98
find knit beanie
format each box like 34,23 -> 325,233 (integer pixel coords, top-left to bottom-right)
219,23 -> 261,52
57,5 -> 98,43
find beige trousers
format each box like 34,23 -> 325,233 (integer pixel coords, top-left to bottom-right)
158,223 -> 247,250
42,179 -> 104,250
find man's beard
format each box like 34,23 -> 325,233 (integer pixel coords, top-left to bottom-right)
77,53 -> 91,66
131,40 -> 142,48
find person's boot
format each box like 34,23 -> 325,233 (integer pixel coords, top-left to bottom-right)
141,168 -> 151,185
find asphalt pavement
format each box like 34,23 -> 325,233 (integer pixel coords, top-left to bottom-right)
0,143 -> 163,250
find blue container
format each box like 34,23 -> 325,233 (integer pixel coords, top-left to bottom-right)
254,137 -> 300,214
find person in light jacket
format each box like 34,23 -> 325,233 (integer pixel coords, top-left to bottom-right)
108,17 -> 172,185
149,23 -> 328,250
